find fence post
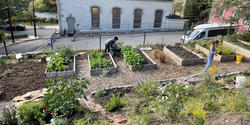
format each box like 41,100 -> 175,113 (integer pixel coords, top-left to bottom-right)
99,35 -> 102,52
143,32 -> 146,46
3,40 -> 8,58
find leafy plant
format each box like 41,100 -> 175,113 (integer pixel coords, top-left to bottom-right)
18,101 -> 45,125
73,113 -> 96,125
104,94 -> 125,112
90,51 -> 111,69
238,30 -> 250,42
94,89 -> 107,99
135,80 -> 159,98
204,100 -> 219,112
43,76 -> 89,117
0,57 -> 5,67
51,118 -> 67,125
122,46 -> 145,68
0,104 -> 17,125
198,41 -> 235,55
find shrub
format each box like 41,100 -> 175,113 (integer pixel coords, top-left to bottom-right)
122,46 -> 145,68
90,51 -> 111,69
238,30 -> 250,42
43,76 -> 89,117
104,94 -> 125,112
5,34 -> 28,40
0,104 -> 17,125
135,80 -> 159,98
18,101 -> 45,125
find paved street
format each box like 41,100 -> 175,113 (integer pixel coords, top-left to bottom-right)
5,28 -> 57,38
38,31 -> 183,51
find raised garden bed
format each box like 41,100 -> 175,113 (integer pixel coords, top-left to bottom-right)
129,50 -> 157,71
88,52 -> 117,76
45,55 -> 76,79
195,44 -> 235,62
163,46 -> 204,66
223,40 -> 250,59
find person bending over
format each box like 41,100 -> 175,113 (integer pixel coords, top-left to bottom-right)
105,36 -> 119,52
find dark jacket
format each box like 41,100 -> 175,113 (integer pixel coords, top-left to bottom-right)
105,39 -> 116,46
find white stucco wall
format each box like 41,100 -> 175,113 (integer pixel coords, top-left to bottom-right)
165,19 -> 188,30
57,0 -> 174,33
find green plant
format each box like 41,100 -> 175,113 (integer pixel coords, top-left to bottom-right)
0,57 -> 5,67
122,46 -> 145,68
51,118 -> 67,125
165,101 -> 183,121
90,51 -> 111,69
94,89 -> 107,99
104,94 -> 125,112
135,80 -> 159,98
0,104 -> 17,125
43,76 -> 89,117
198,41 -> 235,55
204,100 -> 219,112
73,113 -> 96,125
238,30 -> 250,42
18,101 -> 45,125
189,108 -> 206,125
46,55 -> 69,72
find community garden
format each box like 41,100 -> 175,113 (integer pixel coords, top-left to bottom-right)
0,31 -> 249,124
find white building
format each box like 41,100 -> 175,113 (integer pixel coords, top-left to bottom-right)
56,0 -> 186,34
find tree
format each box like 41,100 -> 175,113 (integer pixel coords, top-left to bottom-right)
173,1 -> 184,15
214,0 -> 249,27
184,0 -> 213,21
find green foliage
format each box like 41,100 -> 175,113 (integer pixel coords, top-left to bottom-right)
173,1 -> 184,15
135,80 -> 159,98
0,31 -> 7,42
198,41 -> 235,55
0,57 -> 5,67
238,30 -> 250,42
203,100 -> 219,112
0,104 -> 17,125
189,108 -> 206,125
165,101 -> 183,121
29,0 -> 57,12
104,94 -> 125,112
225,34 -> 239,42
51,118 -> 67,125
122,46 -> 145,68
11,16 -> 17,25
5,34 -> 28,40
46,46 -> 74,72
18,101 -> 45,125
73,113 -> 96,125
94,89 -> 107,99
43,76 -> 89,117
90,51 -> 111,69
231,91 -> 248,112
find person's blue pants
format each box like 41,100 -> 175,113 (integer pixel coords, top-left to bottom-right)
204,55 -> 214,72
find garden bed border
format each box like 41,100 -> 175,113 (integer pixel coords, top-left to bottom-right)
128,50 -> 157,71
223,41 -> 250,59
195,44 -> 235,62
45,55 -> 76,79
88,52 -> 118,76
163,46 -> 204,66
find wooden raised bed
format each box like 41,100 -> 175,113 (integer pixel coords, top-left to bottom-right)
195,44 -> 235,62
163,46 -> 204,66
128,50 -> 157,71
223,41 -> 250,59
45,55 -> 76,79
88,52 -> 117,76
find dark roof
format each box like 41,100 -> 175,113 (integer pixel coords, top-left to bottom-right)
166,14 -> 182,19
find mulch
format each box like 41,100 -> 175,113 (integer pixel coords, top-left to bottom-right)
0,61 -> 46,101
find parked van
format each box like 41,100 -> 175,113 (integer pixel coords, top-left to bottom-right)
181,23 -> 237,43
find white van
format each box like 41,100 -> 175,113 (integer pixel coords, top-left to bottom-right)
181,23 -> 237,43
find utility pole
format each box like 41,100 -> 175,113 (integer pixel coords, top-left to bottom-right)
32,0 -> 37,37
5,0 -> 15,43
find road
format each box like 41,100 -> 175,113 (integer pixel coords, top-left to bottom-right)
1,28 -> 184,55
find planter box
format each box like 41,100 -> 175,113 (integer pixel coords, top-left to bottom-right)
88,52 -> 117,76
45,55 -> 76,79
163,46 -> 204,66
128,50 -> 157,71
223,41 -> 250,59
195,44 -> 235,62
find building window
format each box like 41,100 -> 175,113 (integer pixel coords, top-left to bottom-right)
91,7 -> 100,28
154,10 -> 163,28
133,9 -> 142,28
112,8 -> 121,28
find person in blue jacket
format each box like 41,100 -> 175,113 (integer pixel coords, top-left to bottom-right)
105,36 -> 119,52
204,40 -> 219,72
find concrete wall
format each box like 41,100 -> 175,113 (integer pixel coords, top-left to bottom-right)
57,0 -> 173,33
165,19 -> 188,30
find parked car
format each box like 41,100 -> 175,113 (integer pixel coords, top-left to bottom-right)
181,23 -> 237,43
6,24 -> 26,31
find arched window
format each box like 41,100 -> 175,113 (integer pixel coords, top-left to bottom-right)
112,8 -> 121,28
154,10 -> 163,28
91,7 -> 100,28
133,9 -> 142,28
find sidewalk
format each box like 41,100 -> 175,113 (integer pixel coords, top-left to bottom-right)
25,25 -> 59,30
0,36 -> 39,49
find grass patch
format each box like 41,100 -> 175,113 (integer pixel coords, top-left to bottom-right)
20,22 -> 58,26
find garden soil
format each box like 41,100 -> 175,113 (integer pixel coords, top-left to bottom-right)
0,61 -> 46,102
166,46 -> 199,59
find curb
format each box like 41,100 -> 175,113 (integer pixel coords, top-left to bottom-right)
0,36 -> 40,49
